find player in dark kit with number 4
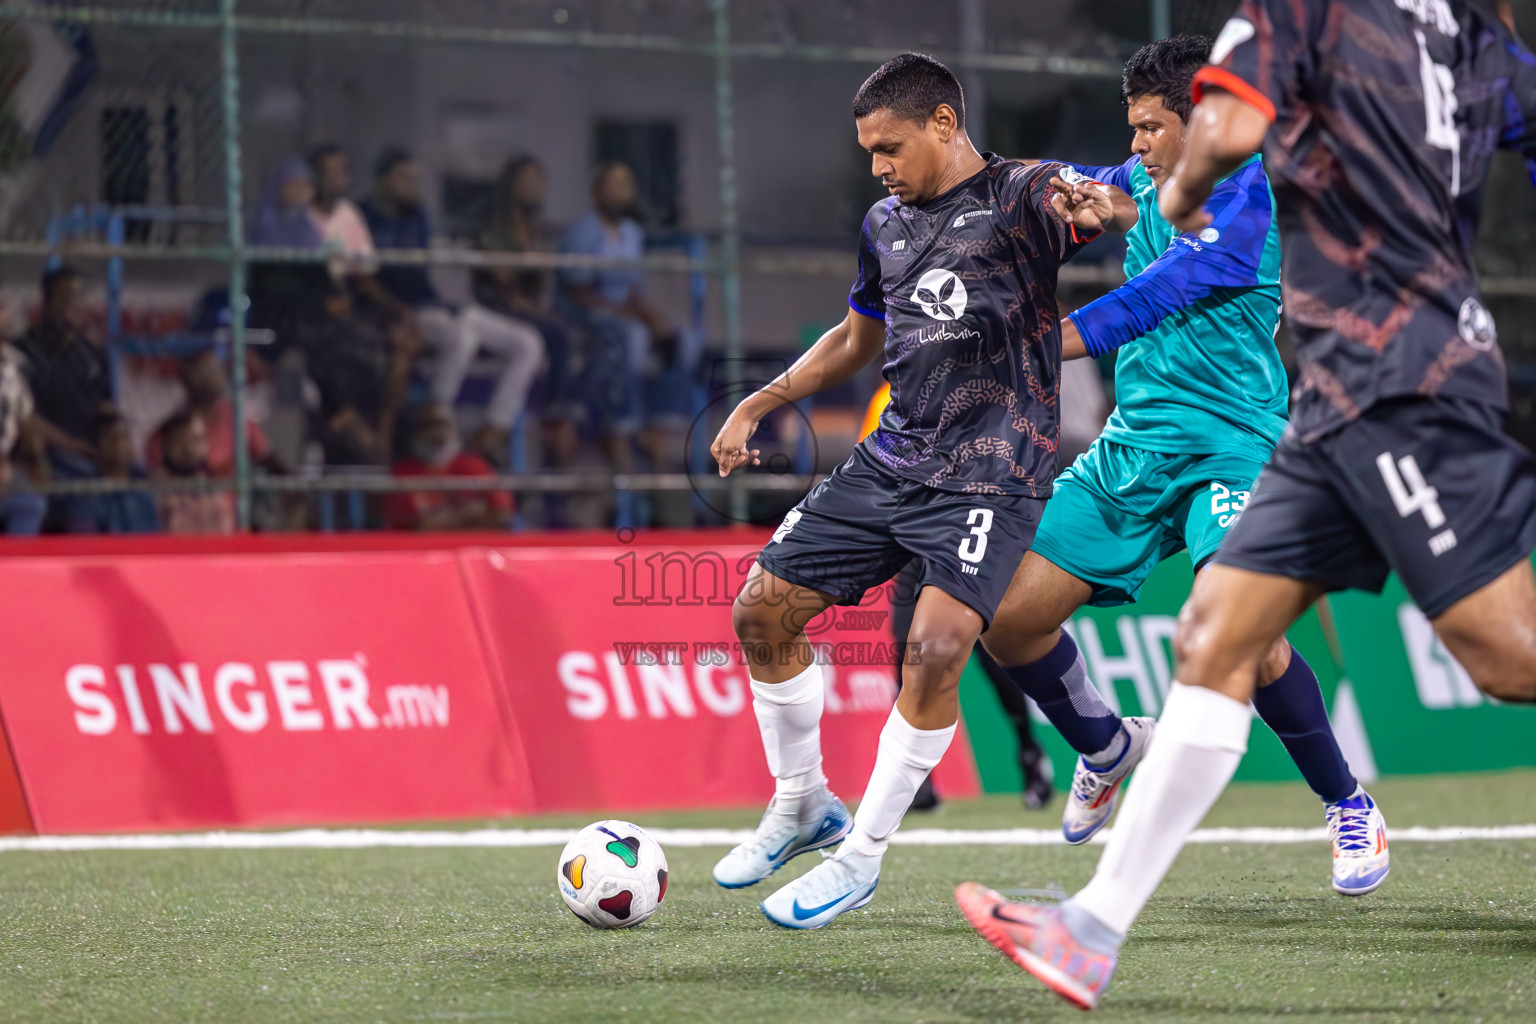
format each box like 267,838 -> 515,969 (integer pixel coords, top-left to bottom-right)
955,0 -> 1536,1009
708,53 -> 1136,930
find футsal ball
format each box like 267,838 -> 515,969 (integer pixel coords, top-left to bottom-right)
557,820 -> 668,928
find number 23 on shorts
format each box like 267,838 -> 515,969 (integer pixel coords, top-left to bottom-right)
1210,482 -> 1250,529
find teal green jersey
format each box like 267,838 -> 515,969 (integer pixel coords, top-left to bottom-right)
1067,156 -> 1287,462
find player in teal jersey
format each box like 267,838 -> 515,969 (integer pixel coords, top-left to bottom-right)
978,36 -> 1389,895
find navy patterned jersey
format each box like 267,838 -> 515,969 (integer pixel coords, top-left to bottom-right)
849,155 -> 1096,497
1198,0 -> 1536,442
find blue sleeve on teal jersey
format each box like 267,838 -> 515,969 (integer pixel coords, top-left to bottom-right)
1072,160 -> 1272,359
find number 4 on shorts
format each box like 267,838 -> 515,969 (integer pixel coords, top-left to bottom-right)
1376,451 -> 1446,529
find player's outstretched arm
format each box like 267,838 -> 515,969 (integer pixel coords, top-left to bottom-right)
1160,90 -> 1269,232
711,310 -> 885,477
1060,317 -> 1088,360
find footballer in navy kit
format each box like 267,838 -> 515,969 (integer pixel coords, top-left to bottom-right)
707,52 -> 1136,930
954,0 -> 1536,1010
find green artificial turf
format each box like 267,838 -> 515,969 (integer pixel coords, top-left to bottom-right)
0,773 -> 1532,1023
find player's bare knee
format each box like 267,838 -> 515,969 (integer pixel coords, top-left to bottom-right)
1174,604 -> 1260,692
976,631 -> 1015,665
1256,637 -> 1293,687
1469,657 -> 1536,704
1172,597 -> 1215,682
732,592 -> 786,647
908,627 -> 973,685
978,626 -> 1054,667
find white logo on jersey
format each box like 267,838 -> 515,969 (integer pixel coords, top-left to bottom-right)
1395,0 -> 1459,36
771,509 -> 802,544
911,269 -> 968,321
1210,18 -> 1255,64
892,239 -> 906,251
952,209 -> 994,228
1458,297 -> 1496,351
1199,227 -> 1221,243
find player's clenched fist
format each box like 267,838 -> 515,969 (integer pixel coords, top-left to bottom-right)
1048,173 -> 1115,234
711,404 -> 762,477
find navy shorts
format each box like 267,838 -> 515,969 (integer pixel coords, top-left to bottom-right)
1214,397 -> 1536,618
755,446 -> 1044,627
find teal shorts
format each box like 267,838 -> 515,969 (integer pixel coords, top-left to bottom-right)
1032,439 -> 1268,607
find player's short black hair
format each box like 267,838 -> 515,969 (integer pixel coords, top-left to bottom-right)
1122,34 -> 1213,124
852,52 -> 966,129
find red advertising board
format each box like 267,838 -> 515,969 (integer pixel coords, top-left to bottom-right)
0,532 -> 980,833
0,721 -> 31,834
461,542 -> 980,813
0,552 -> 531,833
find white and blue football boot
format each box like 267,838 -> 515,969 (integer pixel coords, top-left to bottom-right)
1327,788 -> 1390,896
760,854 -> 879,930
1060,716 -> 1156,845
711,788 -> 852,889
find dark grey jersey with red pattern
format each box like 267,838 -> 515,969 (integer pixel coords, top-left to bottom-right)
849,155 -> 1096,497
1199,0 -> 1536,443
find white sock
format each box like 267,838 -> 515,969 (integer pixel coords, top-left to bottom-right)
840,707 -> 956,867
1071,683 -> 1252,937
750,664 -> 827,804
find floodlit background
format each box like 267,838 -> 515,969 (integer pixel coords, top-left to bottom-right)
1,8 -> 1535,1022
1,0 -> 1529,534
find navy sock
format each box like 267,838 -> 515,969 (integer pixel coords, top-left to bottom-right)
1251,645 -> 1357,804
1003,633 -> 1121,756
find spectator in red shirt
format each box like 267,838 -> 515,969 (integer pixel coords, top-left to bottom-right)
146,348 -> 282,478
384,403 -> 512,531
156,410 -> 235,535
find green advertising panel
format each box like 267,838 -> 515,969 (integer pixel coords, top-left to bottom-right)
1328,579 -> 1535,775
959,554 -> 1396,795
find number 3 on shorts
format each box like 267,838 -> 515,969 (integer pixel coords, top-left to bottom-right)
958,507 -> 994,563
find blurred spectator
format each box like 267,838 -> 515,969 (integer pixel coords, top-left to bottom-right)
559,161 -> 676,471
0,340 -> 46,535
298,283 -> 418,466
252,157 -> 323,248
308,144 -> 422,337
362,146 -> 541,463
308,144 -> 376,272
63,410 -> 158,534
13,265 -> 116,477
475,155 -> 578,466
146,348 -> 282,478
248,156 -> 331,342
383,403 -> 511,531
155,410 -> 234,535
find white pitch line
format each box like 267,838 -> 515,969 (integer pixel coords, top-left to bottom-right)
0,824 -> 1534,853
